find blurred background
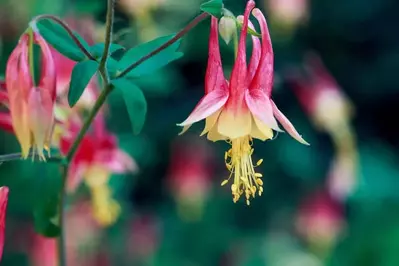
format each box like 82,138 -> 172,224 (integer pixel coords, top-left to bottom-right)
1,0 -> 399,265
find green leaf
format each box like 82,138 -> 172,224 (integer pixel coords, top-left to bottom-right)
36,19 -> 90,61
33,164 -> 61,238
111,78 -> 147,134
200,0 -> 224,18
68,60 -> 99,107
90,43 -> 125,59
118,34 -> 183,78
34,196 -> 60,237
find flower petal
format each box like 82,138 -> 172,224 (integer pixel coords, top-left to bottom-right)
200,107 -> 222,136
245,89 -> 282,131
206,17 -> 227,94
250,115 -> 273,141
218,107 -> 252,139
0,113 -> 13,133
250,8 -> 274,96
207,123 -> 226,142
177,89 -> 229,127
0,186 -> 9,262
228,0 -> 255,94
271,100 -> 310,145
237,15 -> 261,84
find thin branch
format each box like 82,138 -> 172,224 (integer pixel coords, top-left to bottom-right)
32,15 -> 95,60
0,152 -> 63,163
117,12 -> 209,78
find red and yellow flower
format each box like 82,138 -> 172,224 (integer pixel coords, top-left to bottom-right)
178,1 -> 309,205
5,29 -> 56,160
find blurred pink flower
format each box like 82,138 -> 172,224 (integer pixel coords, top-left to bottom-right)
288,52 -> 354,132
167,137 -> 213,221
296,189 -> 344,248
127,214 -> 161,260
30,202 -> 105,266
0,187 -> 9,262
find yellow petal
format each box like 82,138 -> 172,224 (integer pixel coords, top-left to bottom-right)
200,108 -> 222,136
217,108 -> 251,139
207,123 -> 226,142
250,115 -> 273,141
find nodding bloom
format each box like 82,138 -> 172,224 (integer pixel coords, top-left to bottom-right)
288,52 -> 353,132
178,1 -> 308,205
5,29 -> 56,160
0,187 -> 9,262
60,114 -> 136,226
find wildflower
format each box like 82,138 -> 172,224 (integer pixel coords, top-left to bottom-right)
178,1 -> 308,205
5,29 -> 56,160
0,186 -> 9,262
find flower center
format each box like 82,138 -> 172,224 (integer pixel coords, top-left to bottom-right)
221,136 -> 264,205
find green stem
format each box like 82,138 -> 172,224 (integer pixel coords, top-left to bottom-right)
99,0 -> 115,77
0,152 -> 62,163
56,2 -> 115,266
117,12 -> 209,78
27,29 -> 35,81
57,165 -> 67,266
31,15 -> 95,60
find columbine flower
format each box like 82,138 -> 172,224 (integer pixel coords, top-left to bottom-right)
0,81 -> 13,133
0,186 -> 9,262
5,29 -> 56,160
178,1 -> 308,205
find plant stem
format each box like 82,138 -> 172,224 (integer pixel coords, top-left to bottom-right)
0,152 -> 62,163
56,2 -> 115,266
57,164 -> 67,266
99,0 -> 115,76
117,12 -> 209,78
32,15 -> 95,60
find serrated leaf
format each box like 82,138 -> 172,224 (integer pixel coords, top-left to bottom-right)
90,43 -> 125,59
36,19 -> 90,61
200,0 -> 224,18
111,78 -> 147,134
68,60 -> 99,107
118,34 -> 183,78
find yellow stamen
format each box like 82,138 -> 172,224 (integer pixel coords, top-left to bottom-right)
222,135 -> 264,205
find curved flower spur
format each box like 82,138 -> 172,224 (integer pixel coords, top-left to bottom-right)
178,0 -> 309,205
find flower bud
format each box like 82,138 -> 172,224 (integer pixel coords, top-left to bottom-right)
218,16 -> 237,45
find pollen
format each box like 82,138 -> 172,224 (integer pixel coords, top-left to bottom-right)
220,136 -> 264,205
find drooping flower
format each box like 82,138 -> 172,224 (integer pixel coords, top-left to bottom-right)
5,29 -> 56,160
0,186 -> 9,262
60,114 -> 136,226
288,52 -> 358,200
178,1 -> 308,205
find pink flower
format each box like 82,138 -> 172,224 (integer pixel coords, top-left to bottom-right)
0,187 -> 9,262
60,114 -> 137,193
296,189 -> 344,247
178,1 -> 308,205
167,137 -> 213,221
5,30 -> 56,160
288,52 -> 353,132
0,81 -> 13,133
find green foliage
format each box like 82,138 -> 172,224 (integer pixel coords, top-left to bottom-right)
68,59 -> 99,107
200,0 -> 224,18
90,43 -> 125,59
36,19 -> 90,61
33,165 -> 61,238
117,34 -> 183,78
111,78 -> 147,135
